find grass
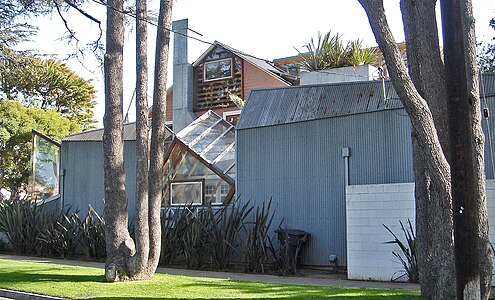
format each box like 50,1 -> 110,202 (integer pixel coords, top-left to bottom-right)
0,259 -> 421,299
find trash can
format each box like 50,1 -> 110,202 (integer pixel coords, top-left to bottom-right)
276,229 -> 310,271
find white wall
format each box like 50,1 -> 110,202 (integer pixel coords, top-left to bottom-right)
346,181 -> 495,282
300,65 -> 378,85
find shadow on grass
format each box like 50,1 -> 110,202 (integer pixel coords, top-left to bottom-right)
0,270 -> 105,284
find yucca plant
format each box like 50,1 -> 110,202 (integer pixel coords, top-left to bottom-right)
160,206 -> 190,266
205,199 -> 252,271
383,219 -> 418,283
181,207 -> 208,269
242,200 -> 276,274
348,39 -> 377,67
298,30 -> 377,71
37,207 -> 82,258
0,199 -> 45,254
81,206 -> 106,258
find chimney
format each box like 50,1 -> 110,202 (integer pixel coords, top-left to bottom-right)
172,19 -> 196,132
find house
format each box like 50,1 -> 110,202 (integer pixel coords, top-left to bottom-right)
236,73 -> 495,276
59,19 -> 295,215
167,19 -> 297,132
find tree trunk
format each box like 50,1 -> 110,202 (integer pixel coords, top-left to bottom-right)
103,0 -> 134,282
442,0 -> 492,298
401,1 -> 456,298
358,0 -> 453,298
129,0 -> 150,278
147,0 -> 173,274
103,0 -> 174,281
461,2 -> 493,297
359,0 -> 492,299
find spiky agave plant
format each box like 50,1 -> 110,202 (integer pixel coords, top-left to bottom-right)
383,219 -> 418,283
348,39 -> 377,67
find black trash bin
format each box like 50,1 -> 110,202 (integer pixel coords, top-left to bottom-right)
276,229 -> 310,272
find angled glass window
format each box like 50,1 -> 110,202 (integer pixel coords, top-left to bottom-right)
29,130 -> 61,203
163,110 -> 236,207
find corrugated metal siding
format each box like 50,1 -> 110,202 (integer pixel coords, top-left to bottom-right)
61,141 -> 137,218
237,108 -> 414,266
238,80 -> 401,130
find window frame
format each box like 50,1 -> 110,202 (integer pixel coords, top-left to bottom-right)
170,179 -> 204,206
203,58 -> 233,82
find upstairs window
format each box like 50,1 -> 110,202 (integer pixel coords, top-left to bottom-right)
204,58 -> 232,82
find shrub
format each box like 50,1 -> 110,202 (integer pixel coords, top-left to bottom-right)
383,219 -> 418,283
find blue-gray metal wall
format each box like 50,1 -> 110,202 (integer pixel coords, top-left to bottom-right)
60,141 -> 137,219
237,108 -> 415,267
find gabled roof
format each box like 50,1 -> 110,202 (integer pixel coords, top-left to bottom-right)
238,73 -> 495,130
192,41 -> 297,85
62,122 -> 174,142
237,80 -> 402,130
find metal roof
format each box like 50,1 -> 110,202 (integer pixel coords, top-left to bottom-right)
63,123 -> 174,142
237,80 -> 402,130
63,122 -> 137,141
237,73 -> 495,130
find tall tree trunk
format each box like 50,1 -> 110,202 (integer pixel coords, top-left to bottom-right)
103,0 -> 134,282
461,1 -> 493,296
103,0 -> 174,281
401,1 -> 456,298
129,0 -> 150,278
442,0 -> 492,298
147,0 -> 173,274
359,0 -> 492,298
358,0 -> 453,298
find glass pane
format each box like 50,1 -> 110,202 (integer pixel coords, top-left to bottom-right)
29,133 -> 60,202
203,130 -> 235,163
178,114 -> 220,144
204,59 -> 232,81
212,146 -> 235,171
190,122 -> 231,154
170,181 -> 202,205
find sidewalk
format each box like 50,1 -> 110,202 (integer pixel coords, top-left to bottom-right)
0,254 -> 419,292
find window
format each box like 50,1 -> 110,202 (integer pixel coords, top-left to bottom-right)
220,184 -> 229,202
170,181 -> 203,206
223,110 -> 241,126
204,58 -> 232,82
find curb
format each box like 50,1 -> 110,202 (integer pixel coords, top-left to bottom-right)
0,289 -> 66,300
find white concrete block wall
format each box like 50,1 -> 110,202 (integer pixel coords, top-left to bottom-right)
346,183 -> 415,281
346,181 -> 495,282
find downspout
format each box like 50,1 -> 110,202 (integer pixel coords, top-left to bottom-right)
342,147 -> 350,186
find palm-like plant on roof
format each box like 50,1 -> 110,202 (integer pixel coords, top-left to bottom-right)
297,31 -> 377,71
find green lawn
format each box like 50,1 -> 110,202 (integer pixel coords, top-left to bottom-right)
0,259 -> 420,299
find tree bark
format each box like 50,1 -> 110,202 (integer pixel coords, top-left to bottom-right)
103,0 -> 134,282
358,0 -> 454,298
359,0 -> 492,299
147,0 -> 173,274
129,0 -> 150,278
401,1 -> 456,298
441,0 -> 492,298
103,0 -> 174,281
461,0 -> 493,295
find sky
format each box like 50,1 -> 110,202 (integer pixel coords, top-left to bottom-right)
19,0 -> 495,127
